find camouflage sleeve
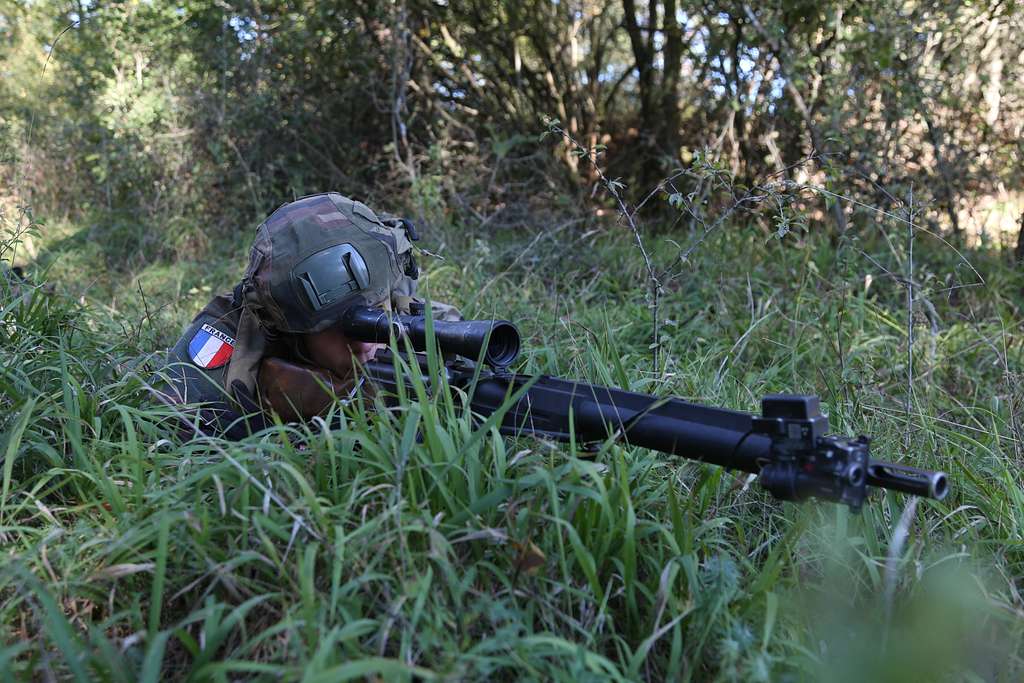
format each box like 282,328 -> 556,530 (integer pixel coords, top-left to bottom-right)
149,304 -> 259,439
152,318 -> 229,398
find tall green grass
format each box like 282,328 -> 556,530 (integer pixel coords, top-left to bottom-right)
2,209 -> 1022,680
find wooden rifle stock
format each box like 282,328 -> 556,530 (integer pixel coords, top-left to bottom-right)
258,357 -> 364,422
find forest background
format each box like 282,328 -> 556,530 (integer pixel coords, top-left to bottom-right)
1,1 -> 1023,680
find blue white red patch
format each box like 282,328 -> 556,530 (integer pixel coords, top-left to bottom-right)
188,323 -> 235,369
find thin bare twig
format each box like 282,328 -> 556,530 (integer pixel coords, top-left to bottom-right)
390,1 -> 417,188
905,186 -> 916,450
546,119 -> 664,374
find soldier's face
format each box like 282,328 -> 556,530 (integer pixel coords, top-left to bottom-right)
303,324 -> 383,377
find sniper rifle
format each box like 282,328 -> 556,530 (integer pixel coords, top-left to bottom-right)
339,305 -> 949,511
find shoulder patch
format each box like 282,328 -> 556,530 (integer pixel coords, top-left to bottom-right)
188,323 -> 235,369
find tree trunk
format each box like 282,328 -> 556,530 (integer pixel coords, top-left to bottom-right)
622,0 -> 657,189
659,0 -> 684,162
1015,211 -> 1024,263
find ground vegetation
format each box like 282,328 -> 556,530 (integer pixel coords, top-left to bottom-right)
1,1 -> 1023,679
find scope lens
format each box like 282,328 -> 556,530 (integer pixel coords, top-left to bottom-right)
931,473 -> 949,500
847,464 -> 865,486
485,322 -> 521,366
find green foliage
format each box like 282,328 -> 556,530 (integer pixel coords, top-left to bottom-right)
1,0 -> 1022,678
2,200 -> 1023,679
5,0 -> 1020,244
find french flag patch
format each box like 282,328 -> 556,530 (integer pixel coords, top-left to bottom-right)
188,323 -> 235,369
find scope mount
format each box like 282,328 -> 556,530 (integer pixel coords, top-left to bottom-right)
752,395 -> 870,511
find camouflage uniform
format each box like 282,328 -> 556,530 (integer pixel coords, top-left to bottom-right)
151,192 -> 459,439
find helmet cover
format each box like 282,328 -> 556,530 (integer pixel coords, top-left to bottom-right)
240,193 -> 414,334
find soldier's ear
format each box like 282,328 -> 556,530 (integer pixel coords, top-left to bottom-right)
404,251 -> 419,279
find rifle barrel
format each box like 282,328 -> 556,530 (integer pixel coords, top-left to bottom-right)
867,461 -> 949,499
471,375 -> 773,473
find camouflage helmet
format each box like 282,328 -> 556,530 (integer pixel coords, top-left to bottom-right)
240,193 -> 417,334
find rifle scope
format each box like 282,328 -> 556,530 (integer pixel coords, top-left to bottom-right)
340,305 -> 521,368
